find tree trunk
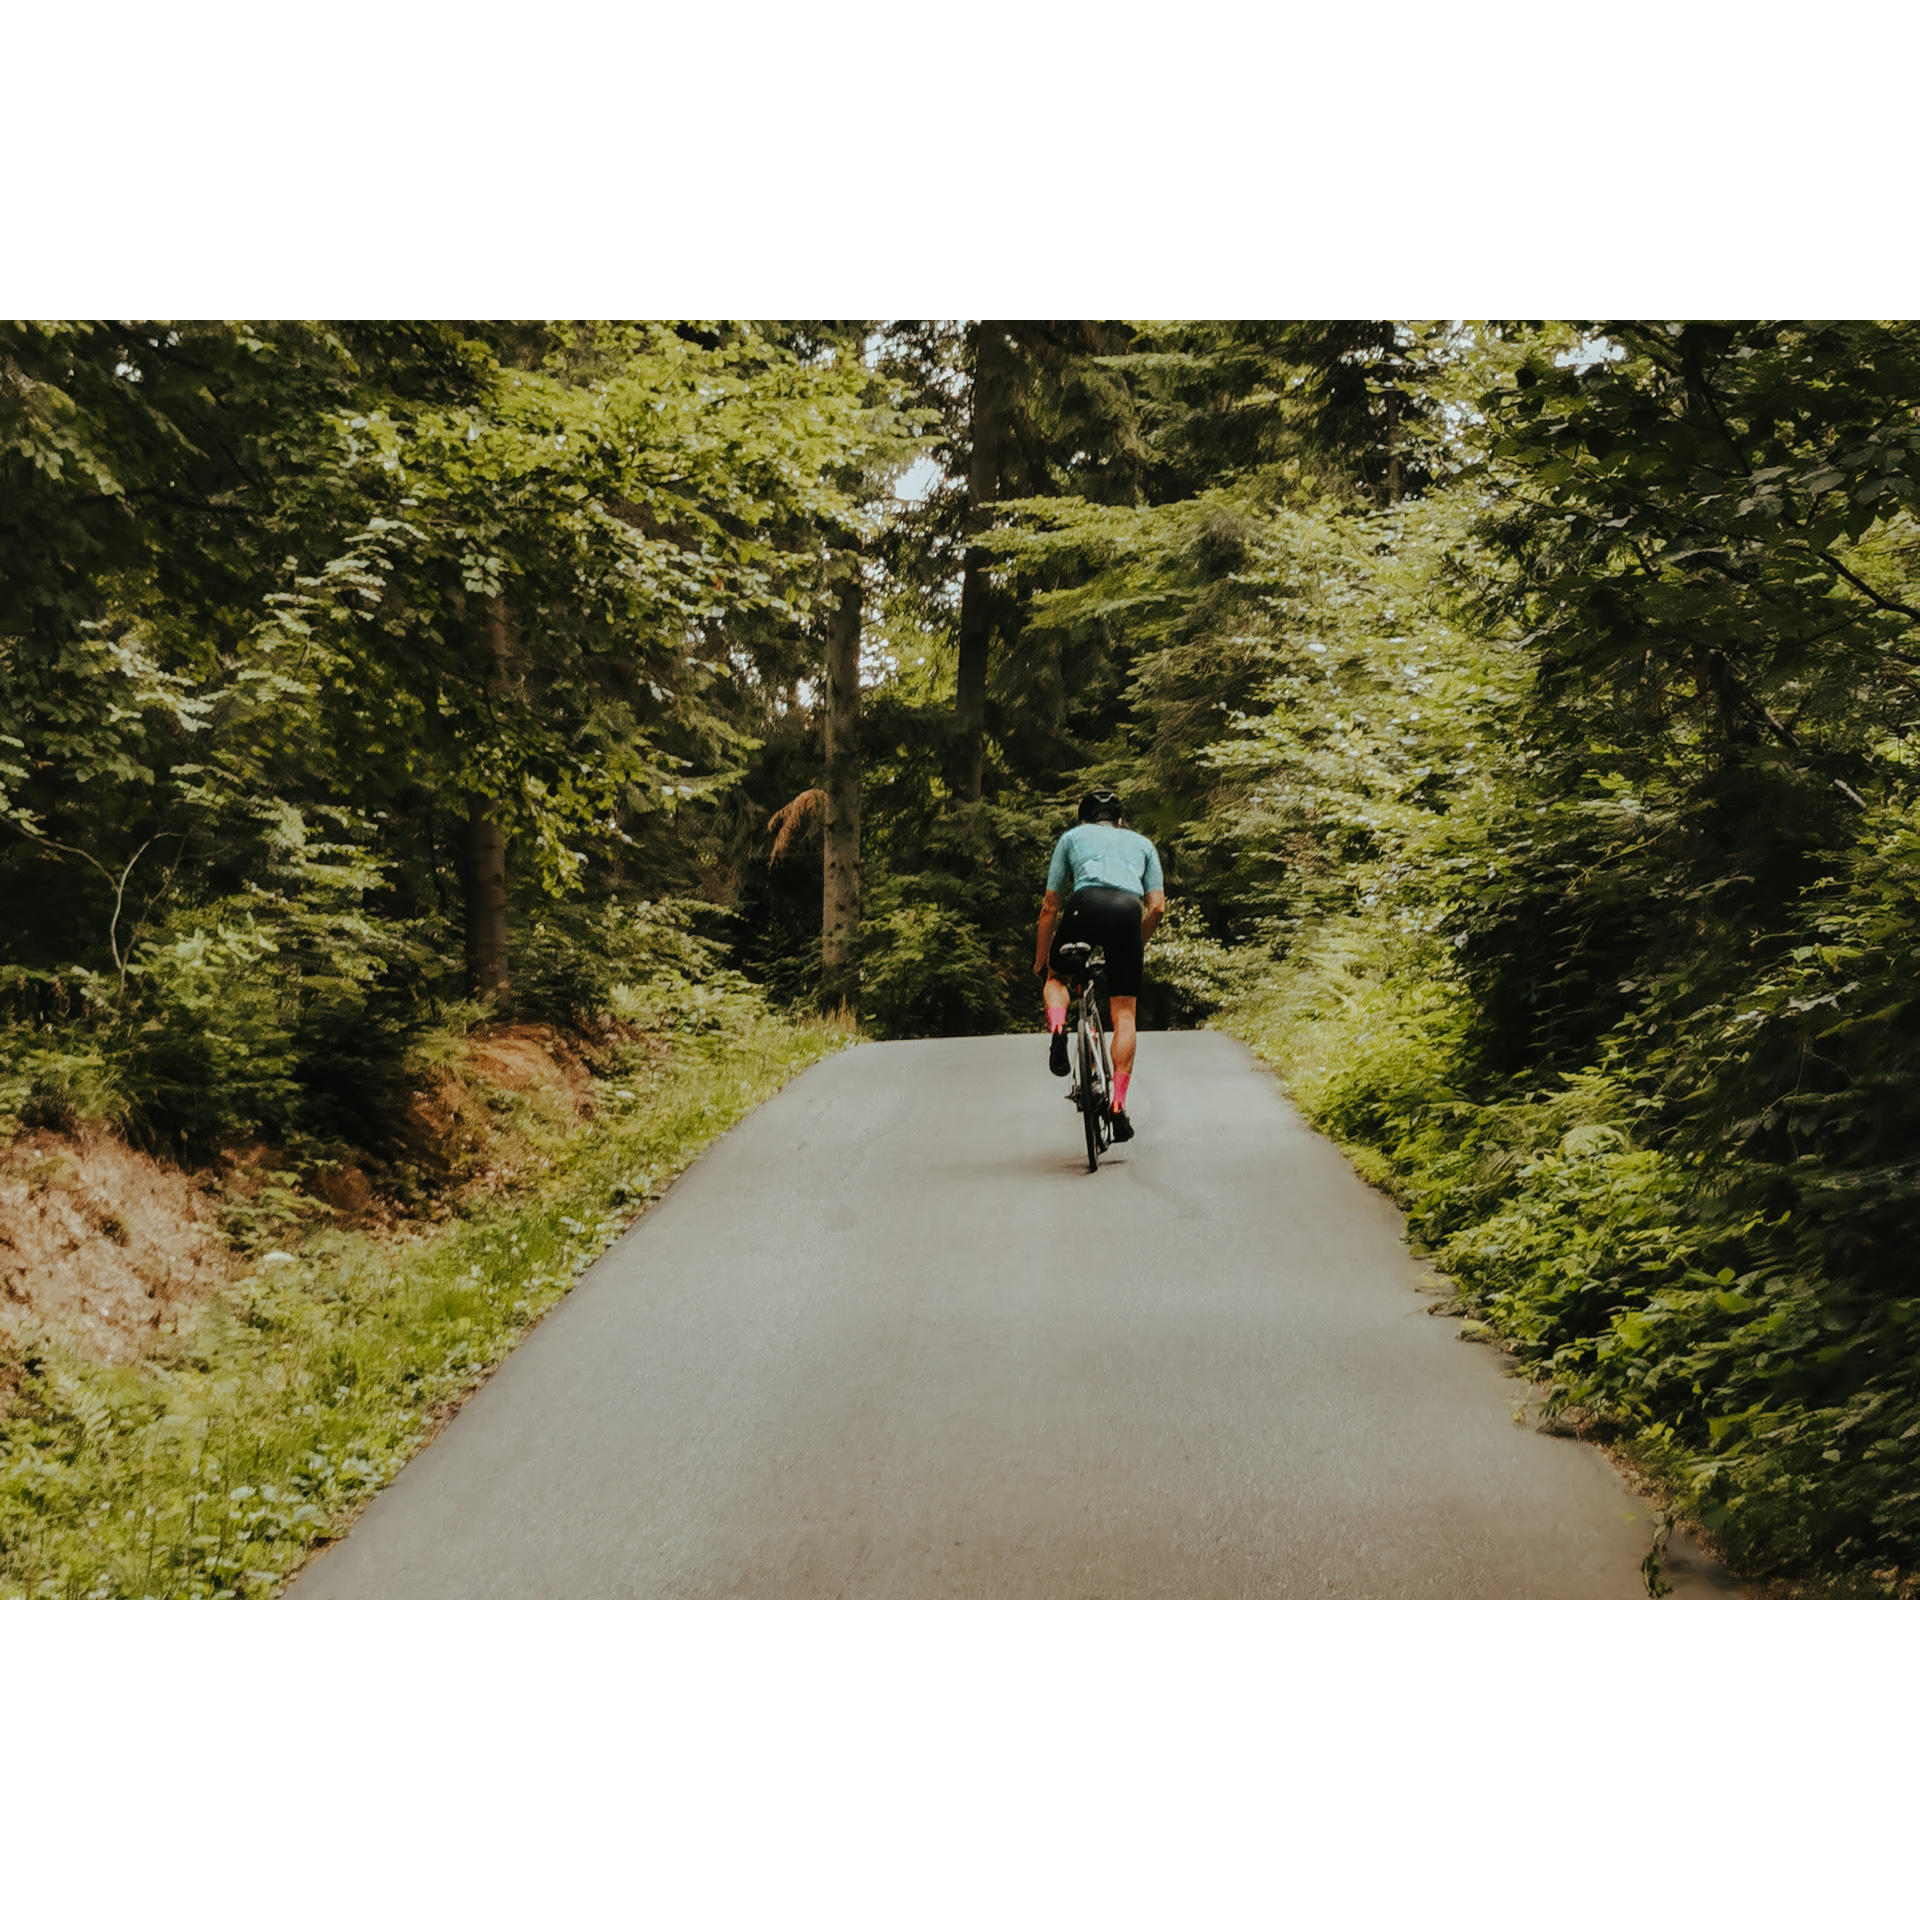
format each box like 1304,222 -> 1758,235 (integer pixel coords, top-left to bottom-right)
1383,384 -> 1403,506
955,322 -> 1007,802
463,593 -> 512,1011
821,553 -> 863,1010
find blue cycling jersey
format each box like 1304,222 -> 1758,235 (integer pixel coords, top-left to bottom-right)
1045,823 -> 1164,899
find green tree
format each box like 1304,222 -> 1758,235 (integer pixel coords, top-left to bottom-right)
227,322 -> 895,1010
1,321 -> 896,1151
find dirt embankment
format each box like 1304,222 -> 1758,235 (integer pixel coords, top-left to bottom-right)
0,1022 -> 611,1370
0,1129 -> 234,1367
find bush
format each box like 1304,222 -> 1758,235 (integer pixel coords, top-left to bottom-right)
0,919 -> 304,1153
859,893 -> 1016,1039
0,1027 -> 124,1138
1143,901 -> 1265,1026
511,897 -> 744,1028
114,920 -> 305,1151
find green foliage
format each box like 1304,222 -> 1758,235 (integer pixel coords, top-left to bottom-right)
859,889 -> 1015,1038
1,320 -> 904,1159
114,917 -> 303,1148
510,896 -> 744,1029
1145,901 -> 1262,1024
0,802 -> 441,1154
0,1027 -> 122,1137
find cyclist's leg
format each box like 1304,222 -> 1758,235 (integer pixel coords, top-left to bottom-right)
1044,898 -> 1092,1053
1108,997 -> 1137,1139
1042,966 -> 1072,1074
1076,888 -> 1144,1112
1043,898 -> 1087,1075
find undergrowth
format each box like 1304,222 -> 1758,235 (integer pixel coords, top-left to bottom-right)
0,1001 -> 852,1598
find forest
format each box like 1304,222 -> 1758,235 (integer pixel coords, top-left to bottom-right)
5,318 -> 1920,1595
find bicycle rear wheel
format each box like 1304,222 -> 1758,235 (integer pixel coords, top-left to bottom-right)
1079,1004 -> 1108,1172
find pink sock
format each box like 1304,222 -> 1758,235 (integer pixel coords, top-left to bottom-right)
1047,1007 -> 1066,1033
1112,1071 -> 1130,1110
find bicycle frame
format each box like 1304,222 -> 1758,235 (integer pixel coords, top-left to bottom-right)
1054,941 -> 1114,1171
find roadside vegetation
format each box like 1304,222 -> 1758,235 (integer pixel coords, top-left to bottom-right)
8,320 -> 1920,1595
1185,331 -> 1920,1595
1,968 -> 849,1598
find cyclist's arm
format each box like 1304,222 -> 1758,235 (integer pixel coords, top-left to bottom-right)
1034,890 -> 1062,975
1141,889 -> 1166,944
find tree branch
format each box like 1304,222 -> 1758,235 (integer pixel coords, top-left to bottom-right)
1710,651 -> 1869,812
9,831 -> 159,990
1811,548 -> 1920,625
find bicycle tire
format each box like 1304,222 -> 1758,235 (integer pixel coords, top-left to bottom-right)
1079,1000 -> 1107,1173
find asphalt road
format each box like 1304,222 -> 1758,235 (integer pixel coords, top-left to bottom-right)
291,1032 -> 1737,1599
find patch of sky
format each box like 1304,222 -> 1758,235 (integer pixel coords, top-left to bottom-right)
1556,335 -> 1626,369
893,455 -> 943,504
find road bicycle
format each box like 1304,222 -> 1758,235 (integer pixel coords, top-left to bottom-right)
1053,939 -> 1114,1173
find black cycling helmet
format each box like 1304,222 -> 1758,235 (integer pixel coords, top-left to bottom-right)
1077,788 -> 1124,825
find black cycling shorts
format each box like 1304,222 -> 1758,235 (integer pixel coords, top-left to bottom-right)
1049,885 -> 1146,997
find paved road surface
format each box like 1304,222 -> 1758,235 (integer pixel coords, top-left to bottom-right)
291,1033 -> 1736,1598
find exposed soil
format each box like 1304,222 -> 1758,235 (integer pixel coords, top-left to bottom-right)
465,1024 -> 598,1107
0,1020 -> 620,1371
392,1021 -> 604,1202
0,1126 -> 236,1367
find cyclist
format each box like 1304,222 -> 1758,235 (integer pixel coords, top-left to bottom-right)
1033,788 -> 1165,1143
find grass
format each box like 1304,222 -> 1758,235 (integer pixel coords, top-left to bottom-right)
0,1003 -> 853,1598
